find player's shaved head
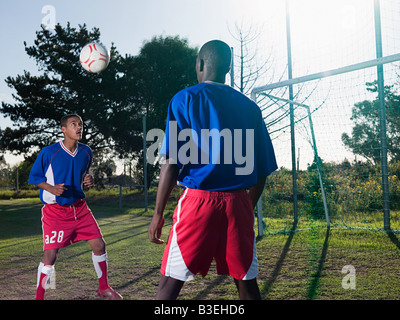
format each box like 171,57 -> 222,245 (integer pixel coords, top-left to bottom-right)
198,40 -> 232,75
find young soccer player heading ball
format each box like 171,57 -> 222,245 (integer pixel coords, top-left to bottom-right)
29,114 -> 122,300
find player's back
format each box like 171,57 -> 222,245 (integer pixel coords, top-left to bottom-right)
162,82 -> 277,191
183,82 -> 261,132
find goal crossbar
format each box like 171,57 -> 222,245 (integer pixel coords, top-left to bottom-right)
252,53 -> 400,94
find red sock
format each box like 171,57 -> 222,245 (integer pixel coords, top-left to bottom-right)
36,272 -> 47,300
36,264 -> 53,300
97,260 -> 109,290
92,253 -> 109,290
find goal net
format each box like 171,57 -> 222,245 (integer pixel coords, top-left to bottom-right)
252,0 -> 400,235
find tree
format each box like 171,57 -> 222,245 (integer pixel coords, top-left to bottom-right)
341,82 -> 400,164
0,23 -> 143,184
124,36 -> 198,186
1,23 -> 143,157
132,36 -> 198,130
229,22 -> 271,95
10,160 -> 34,190
0,155 -> 11,187
1,24 -> 199,187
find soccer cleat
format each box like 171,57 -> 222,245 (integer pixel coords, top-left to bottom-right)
98,286 -> 123,300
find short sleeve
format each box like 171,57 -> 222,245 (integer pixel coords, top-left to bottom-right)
159,92 -> 191,168
28,149 -> 47,185
255,117 -> 278,178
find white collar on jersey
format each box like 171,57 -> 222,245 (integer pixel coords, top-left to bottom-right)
60,140 -> 78,157
203,80 -> 228,86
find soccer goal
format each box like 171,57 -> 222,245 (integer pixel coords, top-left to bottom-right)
252,0 -> 400,236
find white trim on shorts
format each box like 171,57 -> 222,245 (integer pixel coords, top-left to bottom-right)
163,188 -> 195,281
242,236 -> 259,280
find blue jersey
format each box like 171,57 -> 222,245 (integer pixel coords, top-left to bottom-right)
28,141 -> 92,206
159,82 -> 277,191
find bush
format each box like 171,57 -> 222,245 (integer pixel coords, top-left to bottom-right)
0,188 -> 39,200
264,160 -> 400,221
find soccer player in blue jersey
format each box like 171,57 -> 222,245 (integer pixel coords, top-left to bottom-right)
148,40 -> 278,300
29,114 -> 122,300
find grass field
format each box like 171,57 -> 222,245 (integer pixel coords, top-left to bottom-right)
1,188 -> 400,300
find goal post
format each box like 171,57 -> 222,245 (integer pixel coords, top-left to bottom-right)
252,52 -> 400,234
248,0 -> 400,235
252,52 -> 400,94
260,93 -> 331,228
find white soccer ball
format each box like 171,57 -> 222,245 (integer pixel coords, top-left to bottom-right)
79,42 -> 110,73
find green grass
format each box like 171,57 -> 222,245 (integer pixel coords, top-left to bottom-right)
1,188 -> 400,300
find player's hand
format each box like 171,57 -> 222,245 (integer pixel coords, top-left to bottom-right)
148,214 -> 165,244
83,174 -> 94,188
50,183 -> 67,196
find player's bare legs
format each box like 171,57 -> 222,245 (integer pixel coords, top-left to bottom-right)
234,278 -> 261,300
155,275 -> 185,300
42,248 -> 59,265
87,237 -> 106,255
155,275 -> 261,300
88,237 -> 122,300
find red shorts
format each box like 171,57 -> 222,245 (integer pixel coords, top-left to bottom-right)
161,188 -> 258,281
41,199 -> 103,251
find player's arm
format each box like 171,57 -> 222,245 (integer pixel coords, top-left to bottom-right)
83,148 -> 94,188
248,176 -> 267,209
83,174 -> 94,188
37,182 -> 67,197
148,159 -> 180,244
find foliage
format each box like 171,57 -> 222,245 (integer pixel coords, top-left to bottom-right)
121,35 -> 198,186
342,81 -> 400,164
0,155 -> 11,187
1,24 -> 198,187
304,157 -> 336,220
1,23 -> 142,156
263,159 -> 400,232
132,35 -> 198,131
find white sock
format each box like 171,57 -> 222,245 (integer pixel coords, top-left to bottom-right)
92,252 -> 107,279
37,262 -> 44,288
37,263 -> 54,288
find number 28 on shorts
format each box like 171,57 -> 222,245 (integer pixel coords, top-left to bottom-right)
44,230 -> 64,245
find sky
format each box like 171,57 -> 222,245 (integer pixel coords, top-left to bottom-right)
1,0 -> 400,171
0,0 -> 286,169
